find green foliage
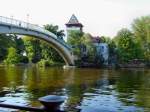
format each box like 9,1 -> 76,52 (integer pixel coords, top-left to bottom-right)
0,34 -> 28,64
67,31 -> 98,63
0,34 -> 16,61
13,35 -> 25,54
81,33 -> 96,60
38,59 -> 64,67
143,43 -> 150,61
67,31 -> 97,61
19,56 -> 29,63
117,29 -> 134,62
40,40 -> 64,63
67,30 -> 84,45
100,36 -> 110,43
132,16 -> 150,44
23,36 -> 41,63
23,36 -> 64,64
115,28 -> 143,63
132,16 -> 150,61
4,47 -> 20,64
43,24 -> 65,64
67,30 -> 84,56
44,24 -> 65,39
0,24 -> 65,66
38,59 -> 53,67
23,36 -> 35,62
108,40 -> 116,57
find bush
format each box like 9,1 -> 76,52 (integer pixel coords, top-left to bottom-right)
19,56 -> 29,63
38,59 -> 54,67
4,47 -> 20,64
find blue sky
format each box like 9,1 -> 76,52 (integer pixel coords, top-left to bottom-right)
0,0 -> 150,37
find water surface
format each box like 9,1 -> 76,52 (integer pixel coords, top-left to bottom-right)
0,66 -> 150,112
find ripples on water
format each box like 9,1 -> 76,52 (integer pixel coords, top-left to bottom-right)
0,66 -> 150,112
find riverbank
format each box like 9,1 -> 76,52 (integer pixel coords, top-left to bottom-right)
118,63 -> 145,68
0,62 -> 65,68
0,62 -> 149,69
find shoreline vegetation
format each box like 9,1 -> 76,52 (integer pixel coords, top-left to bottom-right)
0,24 -> 65,68
0,15 -> 150,68
67,15 -> 150,68
0,62 -> 64,68
0,62 -> 148,69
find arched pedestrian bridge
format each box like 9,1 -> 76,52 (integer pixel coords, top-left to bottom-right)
0,16 -> 74,65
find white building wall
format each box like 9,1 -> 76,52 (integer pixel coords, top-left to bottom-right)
66,27 -> 81,31
94,43 -> 109,65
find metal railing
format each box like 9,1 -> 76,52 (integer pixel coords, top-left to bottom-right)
0,16 -> 71,50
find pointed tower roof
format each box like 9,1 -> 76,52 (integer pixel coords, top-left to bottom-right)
68,14 -> 79,24
66,14 -> 83,27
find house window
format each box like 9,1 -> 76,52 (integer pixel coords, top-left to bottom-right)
101,46 -> 104,52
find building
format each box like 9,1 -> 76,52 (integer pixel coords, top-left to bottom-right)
65,14 -> 109,65
93,37 -> 109,65
65,14 -> 83,38
89,36 -> 109,65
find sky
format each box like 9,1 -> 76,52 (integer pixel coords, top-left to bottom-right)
0,0 -> 150,37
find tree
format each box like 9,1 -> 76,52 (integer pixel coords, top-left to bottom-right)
115,28 -> 143,63
132,16 -> 150,61
23,35 -> 64,66
11,34 -> 25,54
40,40 -> 64,63
4,47 -> 20,64
81,33 -> 96,61
23,36 -> 41,63
0,34 -> 16,61
132,16 -> 150,45
67,30 -> 84,57
44,24 -> 65,39
43,24 -> 65,64
100,36 -> 111,43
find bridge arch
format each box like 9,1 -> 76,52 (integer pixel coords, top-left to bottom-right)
0,16 -> 74,65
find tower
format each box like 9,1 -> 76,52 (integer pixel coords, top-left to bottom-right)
65,14 -> 83,38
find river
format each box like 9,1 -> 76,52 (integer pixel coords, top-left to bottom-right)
0,66 -> 150,112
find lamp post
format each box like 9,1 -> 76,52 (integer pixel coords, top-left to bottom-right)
27,14 -> 29,23
10,15 -> 13,25
27,14 -> 29,29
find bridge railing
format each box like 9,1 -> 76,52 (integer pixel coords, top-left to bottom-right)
0,16 -> 72,50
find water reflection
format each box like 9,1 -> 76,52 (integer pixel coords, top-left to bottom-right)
0,66 -> 150,111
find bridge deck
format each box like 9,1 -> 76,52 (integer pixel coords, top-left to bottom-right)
0,16 -> 74,65
0,16 -> 71,50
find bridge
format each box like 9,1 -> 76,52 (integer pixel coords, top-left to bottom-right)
0,16 -> 74,65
